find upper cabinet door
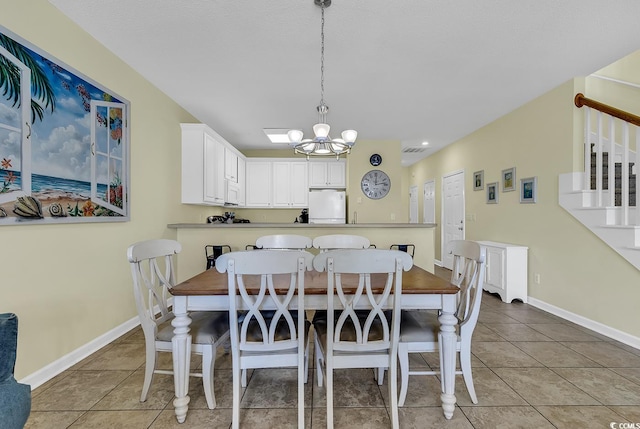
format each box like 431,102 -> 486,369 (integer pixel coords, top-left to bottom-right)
245,161 -> 272,207
308,161 -> 345,188
224,147 -> 238,183
326,161 -> 346,187
272,161 -> 308,207
203,134 -> 225,204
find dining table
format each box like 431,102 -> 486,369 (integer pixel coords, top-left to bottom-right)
168,264 -> 460,423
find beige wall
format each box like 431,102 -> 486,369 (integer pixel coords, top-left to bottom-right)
0,0 -> 209,379
409,67 -> 640,339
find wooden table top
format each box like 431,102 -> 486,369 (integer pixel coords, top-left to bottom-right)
170,265 -> 459,296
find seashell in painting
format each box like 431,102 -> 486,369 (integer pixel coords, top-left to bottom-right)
48,202 -> 67,217
13,196 -> 44,219
0,207 -> 6,217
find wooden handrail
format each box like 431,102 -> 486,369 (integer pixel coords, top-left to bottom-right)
574,93 -> 640,127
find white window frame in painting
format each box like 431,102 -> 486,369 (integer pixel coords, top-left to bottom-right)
90,100 -> 127,216
0,45 -> 32,204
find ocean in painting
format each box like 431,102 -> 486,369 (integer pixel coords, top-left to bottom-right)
3,170 -> 108,198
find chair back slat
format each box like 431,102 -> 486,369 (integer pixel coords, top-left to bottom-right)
127,239 -> 181,330
312,234 -> 370,251
217,250 -> 313,352
255,234 -> 312,250
448,240 -> 486,333
314,249 -> 413,353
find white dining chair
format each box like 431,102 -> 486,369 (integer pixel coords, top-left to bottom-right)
216,249 -> 314,429
127,239 -> 230,409
255,234 -> 313,250
397,240 -> 486,406
312,234 -> 370,251
312,249 -> 413,429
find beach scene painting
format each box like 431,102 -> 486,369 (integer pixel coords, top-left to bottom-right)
0,26 -> 129,225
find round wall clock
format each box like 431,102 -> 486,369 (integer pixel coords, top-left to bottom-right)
361,169 -> 391,200
369,153 -> 382,166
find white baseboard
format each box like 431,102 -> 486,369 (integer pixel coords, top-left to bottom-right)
528,297 -> 640,350
20,316 -> 140,389
434,259 -> 442,267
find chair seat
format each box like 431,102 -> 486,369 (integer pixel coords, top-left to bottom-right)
156,311 -> 229,343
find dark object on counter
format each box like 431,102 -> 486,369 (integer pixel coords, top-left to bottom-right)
390,244 -> 415,257
207,215 -> 226,224
295,208 -> 308,224
205,244 -> 231,270
233,218 -> 250,223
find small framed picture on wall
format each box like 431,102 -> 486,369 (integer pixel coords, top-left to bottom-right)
473,170 -> 484,191
502,167 -> 516,192
520,177 -> 537,203
486,182 -> 498,204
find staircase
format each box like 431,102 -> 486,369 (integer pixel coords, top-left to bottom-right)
589,148 -> 636,206
559,172 -> 640,269
558,94 -> 640,270
559,94 -> 640,270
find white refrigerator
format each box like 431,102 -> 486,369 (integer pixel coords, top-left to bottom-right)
308,190 -> 346,224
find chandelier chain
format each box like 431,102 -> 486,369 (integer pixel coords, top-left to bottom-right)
291,0 -> 356,158
320,2 -> 325,108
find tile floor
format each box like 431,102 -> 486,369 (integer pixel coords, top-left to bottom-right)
26,268 -> 640,428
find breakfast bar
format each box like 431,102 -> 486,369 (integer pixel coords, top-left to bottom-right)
167,223 -> 436,281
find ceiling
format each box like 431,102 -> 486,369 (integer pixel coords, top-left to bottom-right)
49,0 -> 640,166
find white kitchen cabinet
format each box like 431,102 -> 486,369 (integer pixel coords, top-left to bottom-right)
237,156 -> 246,206
477,241 -> 528,303
245,160 -> 272,207
181,123 -> 226,205
224,147 -> 239,182
308,160 -> 346,188
272,162 -> 308,208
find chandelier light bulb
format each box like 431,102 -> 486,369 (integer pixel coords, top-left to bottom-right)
313,123 -> 330,139
341,130 -> 357,144
288,129 -> 304,143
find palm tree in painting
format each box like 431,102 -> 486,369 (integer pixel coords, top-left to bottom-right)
0,34 -> 56,123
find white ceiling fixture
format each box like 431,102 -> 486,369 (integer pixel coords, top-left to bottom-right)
287,0 -> 357,159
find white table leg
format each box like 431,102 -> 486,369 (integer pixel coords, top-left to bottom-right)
172,296 -> 192,423
438,295 -> 457,419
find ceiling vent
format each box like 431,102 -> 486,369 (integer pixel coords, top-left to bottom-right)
402,147 -> 428,153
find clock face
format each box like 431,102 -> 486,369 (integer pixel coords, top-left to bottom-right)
369,153 -> 382,166
361,170 -> 391,200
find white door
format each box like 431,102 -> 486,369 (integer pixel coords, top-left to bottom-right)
409,186 -> 418,223
423,179 -> 435,224
442,171 -> 465,269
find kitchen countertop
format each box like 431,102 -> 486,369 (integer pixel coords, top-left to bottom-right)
168,223 -> 436,228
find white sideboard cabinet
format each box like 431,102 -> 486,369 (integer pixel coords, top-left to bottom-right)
477,241 -> 528,303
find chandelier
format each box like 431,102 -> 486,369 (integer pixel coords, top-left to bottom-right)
288,0 -> 357,159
